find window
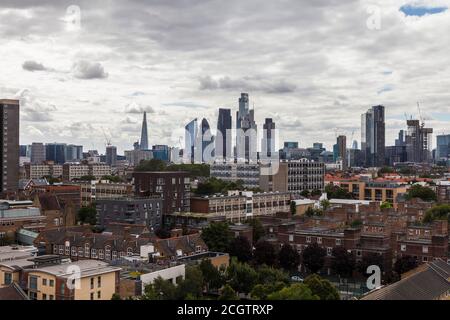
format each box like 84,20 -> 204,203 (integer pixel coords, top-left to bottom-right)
43,294 -> 47,300
90,292 -> 94,300
90,278 -> 94,290
49,295 -> 54,300
336,239 -> 341,246
42,279 -> 47,286
306,236 -> 311,243
196,245 -> 202,253
49,279 -> 54,287
85,244 -> 90,258
422,246 -> 429,254
317,237 -> 322,244
97,277 -> 101,288
289,235 -> 294,242
29,276 -> 38,290
29,292 -> 37,300
127,248 -> 133,257
60,283 -> 65,295
401,244 -> 406,252
97,291 -> 101,299
356,250 -> 362,257
4,272 -> 12,285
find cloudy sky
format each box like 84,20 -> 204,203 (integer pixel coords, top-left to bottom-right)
0,0 -> 449,154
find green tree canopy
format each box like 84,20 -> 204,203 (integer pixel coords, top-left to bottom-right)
218,284 -> 238,300
254,241 -> 278,267
303,274 -> 340,300
226,260 -> 258,294
176,266 -> 204,299
77,206 -> 97,225
201,222 -> 233,253
267,283 -> 319,300
302,243 -> 326,274
330,246 -> 355,278
325,185 -> 353,199
143,276 -> 177,300
423,204 -> 450,223
199,259 -> 224,292
228,235 -> 253,262
405,185 -> 437,202
256,265 -> 290,286
278,244 -> 300,271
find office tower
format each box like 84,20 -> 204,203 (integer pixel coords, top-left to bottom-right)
65,144 -> 83,162
361,105 -> 385,167
0,99 -> 20,194
236,93 -> 257,162
262,118 -> 276,157
140,111 -> 149,150
313,143 -> 323,150
285,142 -> 299,149
106,145 -> 117,166
436,134 -> 450,163
216,108 -> 232,162
395,130 -> 406,147
336,135 -> 347,169
200,118 -> 213,163
152,145 -> 170,162
46,143 -> 67,164
19,145 -> 28,157
31,143 -> 46,164
405,119 -> 433,163
185,118 -> 198,163
352,140 -> 358,150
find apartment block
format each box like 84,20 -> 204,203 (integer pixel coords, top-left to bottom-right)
260,160 -> 325,193
190,190 -> 291,223
210,162 -> 260,189
79,180 -> 133,206
62,163 -> 111,182
24,163 -> 63,180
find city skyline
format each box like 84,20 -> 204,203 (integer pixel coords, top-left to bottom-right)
1,1 -> 450,154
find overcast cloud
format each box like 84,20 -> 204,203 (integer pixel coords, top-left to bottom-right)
0,0 -> 449,154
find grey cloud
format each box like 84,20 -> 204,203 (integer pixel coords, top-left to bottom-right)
199,76 -> 297,94
22,60 -> 47,72
72,60 -> 108,79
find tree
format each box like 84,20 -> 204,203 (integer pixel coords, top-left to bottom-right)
228,236 -> 253,262
302,243 -> 326,274
278,244 -> 300,271
405,185 -> 437,202
300,190 -> 310,198
201,222 -> 233,252
267,284 -> 319,300
135,159 -> 167,172
78,175 -> 97,182
218,284 -> 238,300
423,204 -> 450,223
357,252 -> 384,275
394,256 -> 418,276
101,175 -> 123,183
303,274 -> 340,300
77,206 -> 97,225
290,201 -> 297,215
251,282 -> 286,300
176,266 -> 204,299
378,166 -> 395,175
226,260 -> 258,294
155,227 -> 171,239
325,185 -> 353,199
256,265 -> 289,285
305,207 -> 315,217
143,277 -> 177,300
111,293 -> 121,300
199,259 -> 224,292
254,241 -> 277,266
350,219 -> 363,228
167,163 -> 210,178
320,199 -> 331,211
380,201 -> 393,209
246,218 -> 265,244
311,189 -> 322,197
330,246 -> 355,278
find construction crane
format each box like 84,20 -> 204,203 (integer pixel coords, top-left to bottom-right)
417,102 -> 425,128
101,127 -> 112,147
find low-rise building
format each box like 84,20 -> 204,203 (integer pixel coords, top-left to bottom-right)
210,163 -> 260,189
21,256 -> 121,300
437,181 -> 450,204
96,198 -> 163,231
23,163 -> 63,180
79,180 -> 133,206
190,191 -> 291,223
62,163 -> 112,182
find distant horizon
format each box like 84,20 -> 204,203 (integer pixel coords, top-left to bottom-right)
1,1 -> 449,154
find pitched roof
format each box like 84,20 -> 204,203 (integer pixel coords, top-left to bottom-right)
37,194 -> 61,211
361,259 -> 450,300
0,283 -> 29,300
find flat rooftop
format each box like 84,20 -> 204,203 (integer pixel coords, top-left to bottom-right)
29,260 -> 121,278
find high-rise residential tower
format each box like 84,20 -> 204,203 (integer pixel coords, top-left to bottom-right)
0,99 -> 20,194
361,105 -> 385,167
405,119 -> 433,163
336,135 -> 347,169
140,111 -> 149,150
236,93 -> 257,162
216,108 -> 232,162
